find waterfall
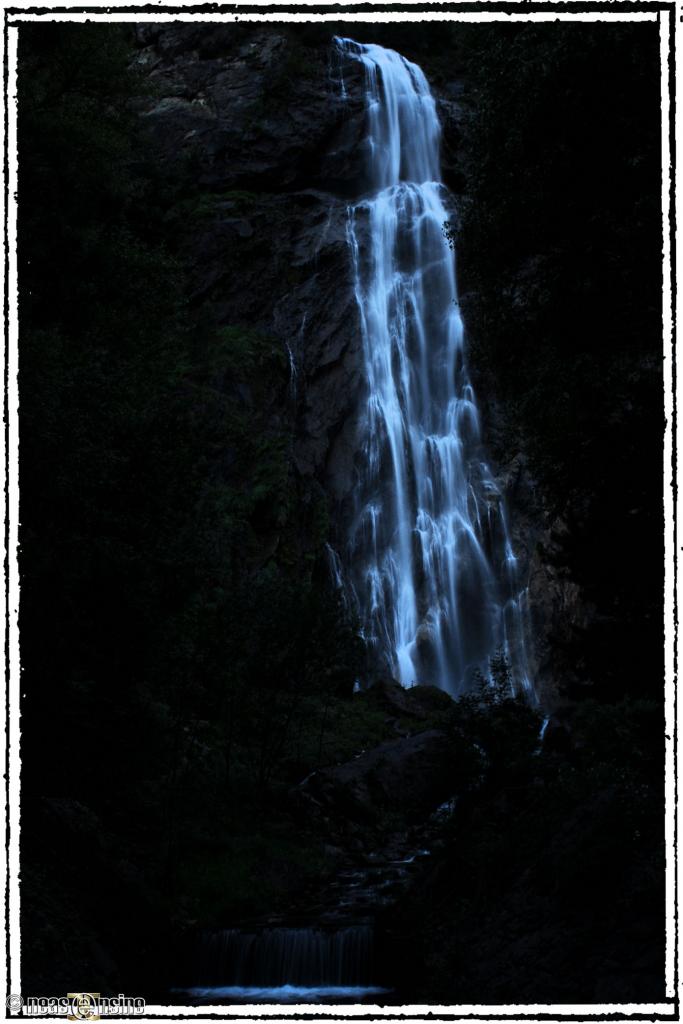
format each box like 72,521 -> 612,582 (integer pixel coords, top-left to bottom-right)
193,925 -> 373,986
335,38 -> 532,698
175,925 -> 388,1002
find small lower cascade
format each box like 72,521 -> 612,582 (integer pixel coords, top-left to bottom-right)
175,924 -> 389,1003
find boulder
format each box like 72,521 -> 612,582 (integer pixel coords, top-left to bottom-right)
364,678 -> 455,722
296,728 -> 455,826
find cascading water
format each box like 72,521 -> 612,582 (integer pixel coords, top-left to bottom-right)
334,38 -> 533,698
174,925 -> 389,1003
192,925 -> 373,987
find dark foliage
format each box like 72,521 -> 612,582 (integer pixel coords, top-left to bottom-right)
383,691 -> 664,1003
451,23 -> 663,701
18,24 -> 363,993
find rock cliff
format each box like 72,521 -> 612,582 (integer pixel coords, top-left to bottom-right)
132,23 -> 574,704
134,26 -> 366,502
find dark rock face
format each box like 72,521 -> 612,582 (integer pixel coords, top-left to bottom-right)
482,447 -> 594,707
134,25 -> 367,509
134,26 -> 365,195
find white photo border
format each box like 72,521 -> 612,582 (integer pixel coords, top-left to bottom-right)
3,2 -> 677,1019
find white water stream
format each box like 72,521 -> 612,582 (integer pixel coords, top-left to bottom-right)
335,38 -> 532,697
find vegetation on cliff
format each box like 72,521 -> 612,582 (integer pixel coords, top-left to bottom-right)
18,24 -> 363,993
454,22 -> 664,703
